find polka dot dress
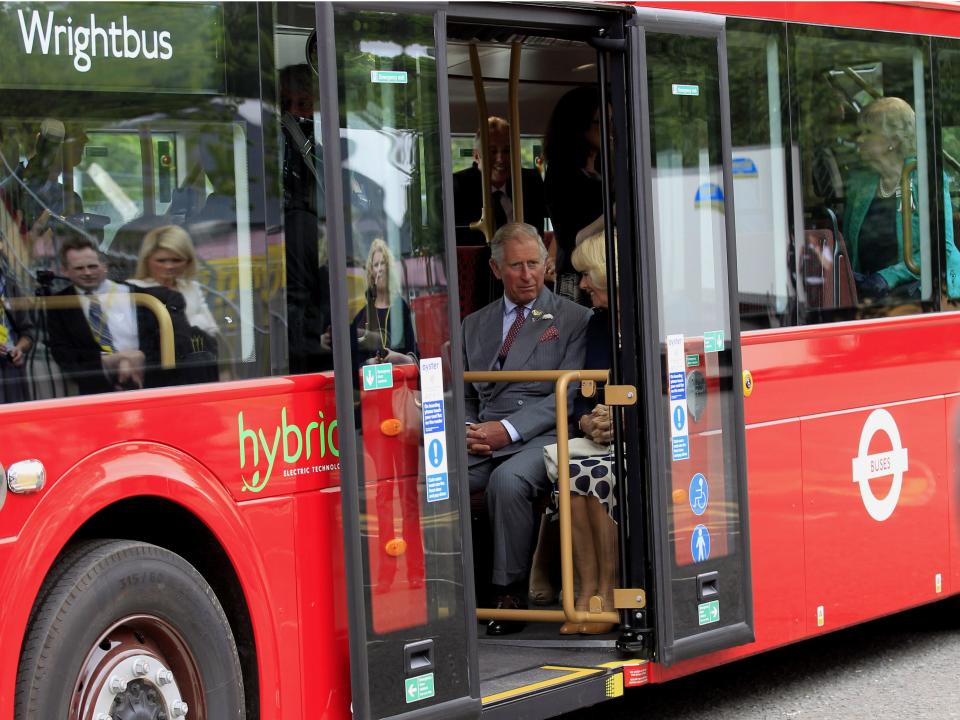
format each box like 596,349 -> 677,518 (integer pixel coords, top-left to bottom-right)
563,452 -> 618,524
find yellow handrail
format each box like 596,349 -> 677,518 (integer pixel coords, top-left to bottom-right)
508,41 -> 523,224
468,44 -> 494,245
901,160 -> 920,276
466,369 -> 621,626
9,292 -> 176,368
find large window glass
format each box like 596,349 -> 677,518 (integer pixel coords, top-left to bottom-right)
792,26 -> 942,320
727,21 -> 958,328
727,21 -> 793,330
0,2 -> 277,401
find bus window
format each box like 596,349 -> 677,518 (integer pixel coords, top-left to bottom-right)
727,20 -> 794,330
0,3 -> 279,400
937,39 -> 960,306
792,26 -> 941,319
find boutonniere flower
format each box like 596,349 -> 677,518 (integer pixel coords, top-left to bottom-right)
530,309 -> 554,322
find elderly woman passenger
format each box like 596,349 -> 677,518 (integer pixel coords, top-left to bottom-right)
844,97 -> 958,299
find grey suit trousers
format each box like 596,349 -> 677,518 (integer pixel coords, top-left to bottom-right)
470,446 -> 551,587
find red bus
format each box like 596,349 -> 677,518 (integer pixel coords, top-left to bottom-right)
1,2 -> 959,719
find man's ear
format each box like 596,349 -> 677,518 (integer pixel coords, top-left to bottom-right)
488,257 -> 502,280
473,149 -> 481,164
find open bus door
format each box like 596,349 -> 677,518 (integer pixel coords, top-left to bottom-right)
625,8 -> 755,666
316,4 -> 481,719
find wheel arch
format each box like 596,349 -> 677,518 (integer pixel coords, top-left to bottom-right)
2,441 -> 283,720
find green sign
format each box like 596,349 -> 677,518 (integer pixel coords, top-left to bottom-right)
703,330 -> 725,353
698,600 -> 719,626
362,362 -> 394,391
672,83 -> 700,96
685,353 -> 700,368
1,2 -> 225,93
404,673 -> 435,703
371,70 -> 408,84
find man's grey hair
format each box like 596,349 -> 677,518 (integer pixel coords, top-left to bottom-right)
473,116 -> 510,154
490,222 -> 548,267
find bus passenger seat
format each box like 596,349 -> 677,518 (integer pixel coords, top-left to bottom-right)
802,228 -> 858,309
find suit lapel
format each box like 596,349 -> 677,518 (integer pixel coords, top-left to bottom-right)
481,300 -> 505,371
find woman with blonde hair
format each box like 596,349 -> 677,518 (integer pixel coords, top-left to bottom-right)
351,237 -> 416,367
129,224 -> 219,382
130,225 -> 218,336
544,231 -> 619,635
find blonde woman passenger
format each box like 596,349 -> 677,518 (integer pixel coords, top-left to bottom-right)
555,231 -> 619,635
129,225 -> 218,337
350,238 -> 417,368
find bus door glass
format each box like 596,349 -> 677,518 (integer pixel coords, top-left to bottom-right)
316,5 -> 479,719
628,9 -> 754,666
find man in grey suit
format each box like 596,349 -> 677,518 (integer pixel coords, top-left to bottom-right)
463,222 -> 591,635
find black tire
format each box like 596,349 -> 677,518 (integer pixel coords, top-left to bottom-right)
15,539 -> 245,720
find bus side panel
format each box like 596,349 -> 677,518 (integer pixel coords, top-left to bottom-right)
746,421 -> 806,646
947,394 -> 960,596
740,316 -> 960,427
650,420 -> 805,683
801,399 -> 949,631
238,497 -> 303,720
295,489 -> 353,720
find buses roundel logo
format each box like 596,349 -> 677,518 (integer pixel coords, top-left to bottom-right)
851,408 -> 909,522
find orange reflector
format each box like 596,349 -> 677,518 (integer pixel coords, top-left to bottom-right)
672,488 -> 687,504
385,538 -> 407,557
380,418 -> 402,436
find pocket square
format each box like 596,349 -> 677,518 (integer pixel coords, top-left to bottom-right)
538,325 -> 559,343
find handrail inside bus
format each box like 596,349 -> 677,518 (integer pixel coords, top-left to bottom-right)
901,160 -> 920,276
465,369 -> 623,627
8,293 -> 176,369
468,44 -> 494,245
508,41 -> 524,225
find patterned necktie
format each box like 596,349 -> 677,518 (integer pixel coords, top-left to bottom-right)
498,305 -> 526,367
86,290 -> 115,353
491,189 -> 508,229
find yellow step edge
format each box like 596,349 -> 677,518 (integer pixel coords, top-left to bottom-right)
481,665 -> 603,705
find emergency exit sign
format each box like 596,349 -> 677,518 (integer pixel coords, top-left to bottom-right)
698,600 -> 719,626
405,673 -> 435,703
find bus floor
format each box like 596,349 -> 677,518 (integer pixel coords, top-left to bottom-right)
477,619 -> 639,715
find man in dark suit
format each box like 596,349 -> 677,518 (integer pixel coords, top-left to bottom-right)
453,116 -> 546,247
48,236 -> 158,395
462,222 -> 591,635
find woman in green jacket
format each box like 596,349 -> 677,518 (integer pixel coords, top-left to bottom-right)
843,96 -> 958,300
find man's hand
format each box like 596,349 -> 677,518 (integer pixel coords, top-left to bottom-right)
466,421 -> 511,455
102,350 -> 145,390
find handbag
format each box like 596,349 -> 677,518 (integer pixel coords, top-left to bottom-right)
543,436 -> 612,483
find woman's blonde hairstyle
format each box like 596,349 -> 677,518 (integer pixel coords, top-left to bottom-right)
861,97 -> 916,157
136,225 -> 198,280
571,231 -> 608,288
365,237 -> 400,298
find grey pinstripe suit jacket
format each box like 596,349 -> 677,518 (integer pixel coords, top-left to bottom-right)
462,286 -> 592,466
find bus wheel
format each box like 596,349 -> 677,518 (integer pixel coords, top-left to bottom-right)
15,539 -> 245,720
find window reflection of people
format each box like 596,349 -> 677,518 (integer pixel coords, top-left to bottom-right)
48,236 -> 147,394
543,87 -> 605,300
0,232 -> 34,403
350,238 -> 416,367
844,97 -> 958,299
280,63 -> 332,374
129,225 -> 219,382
